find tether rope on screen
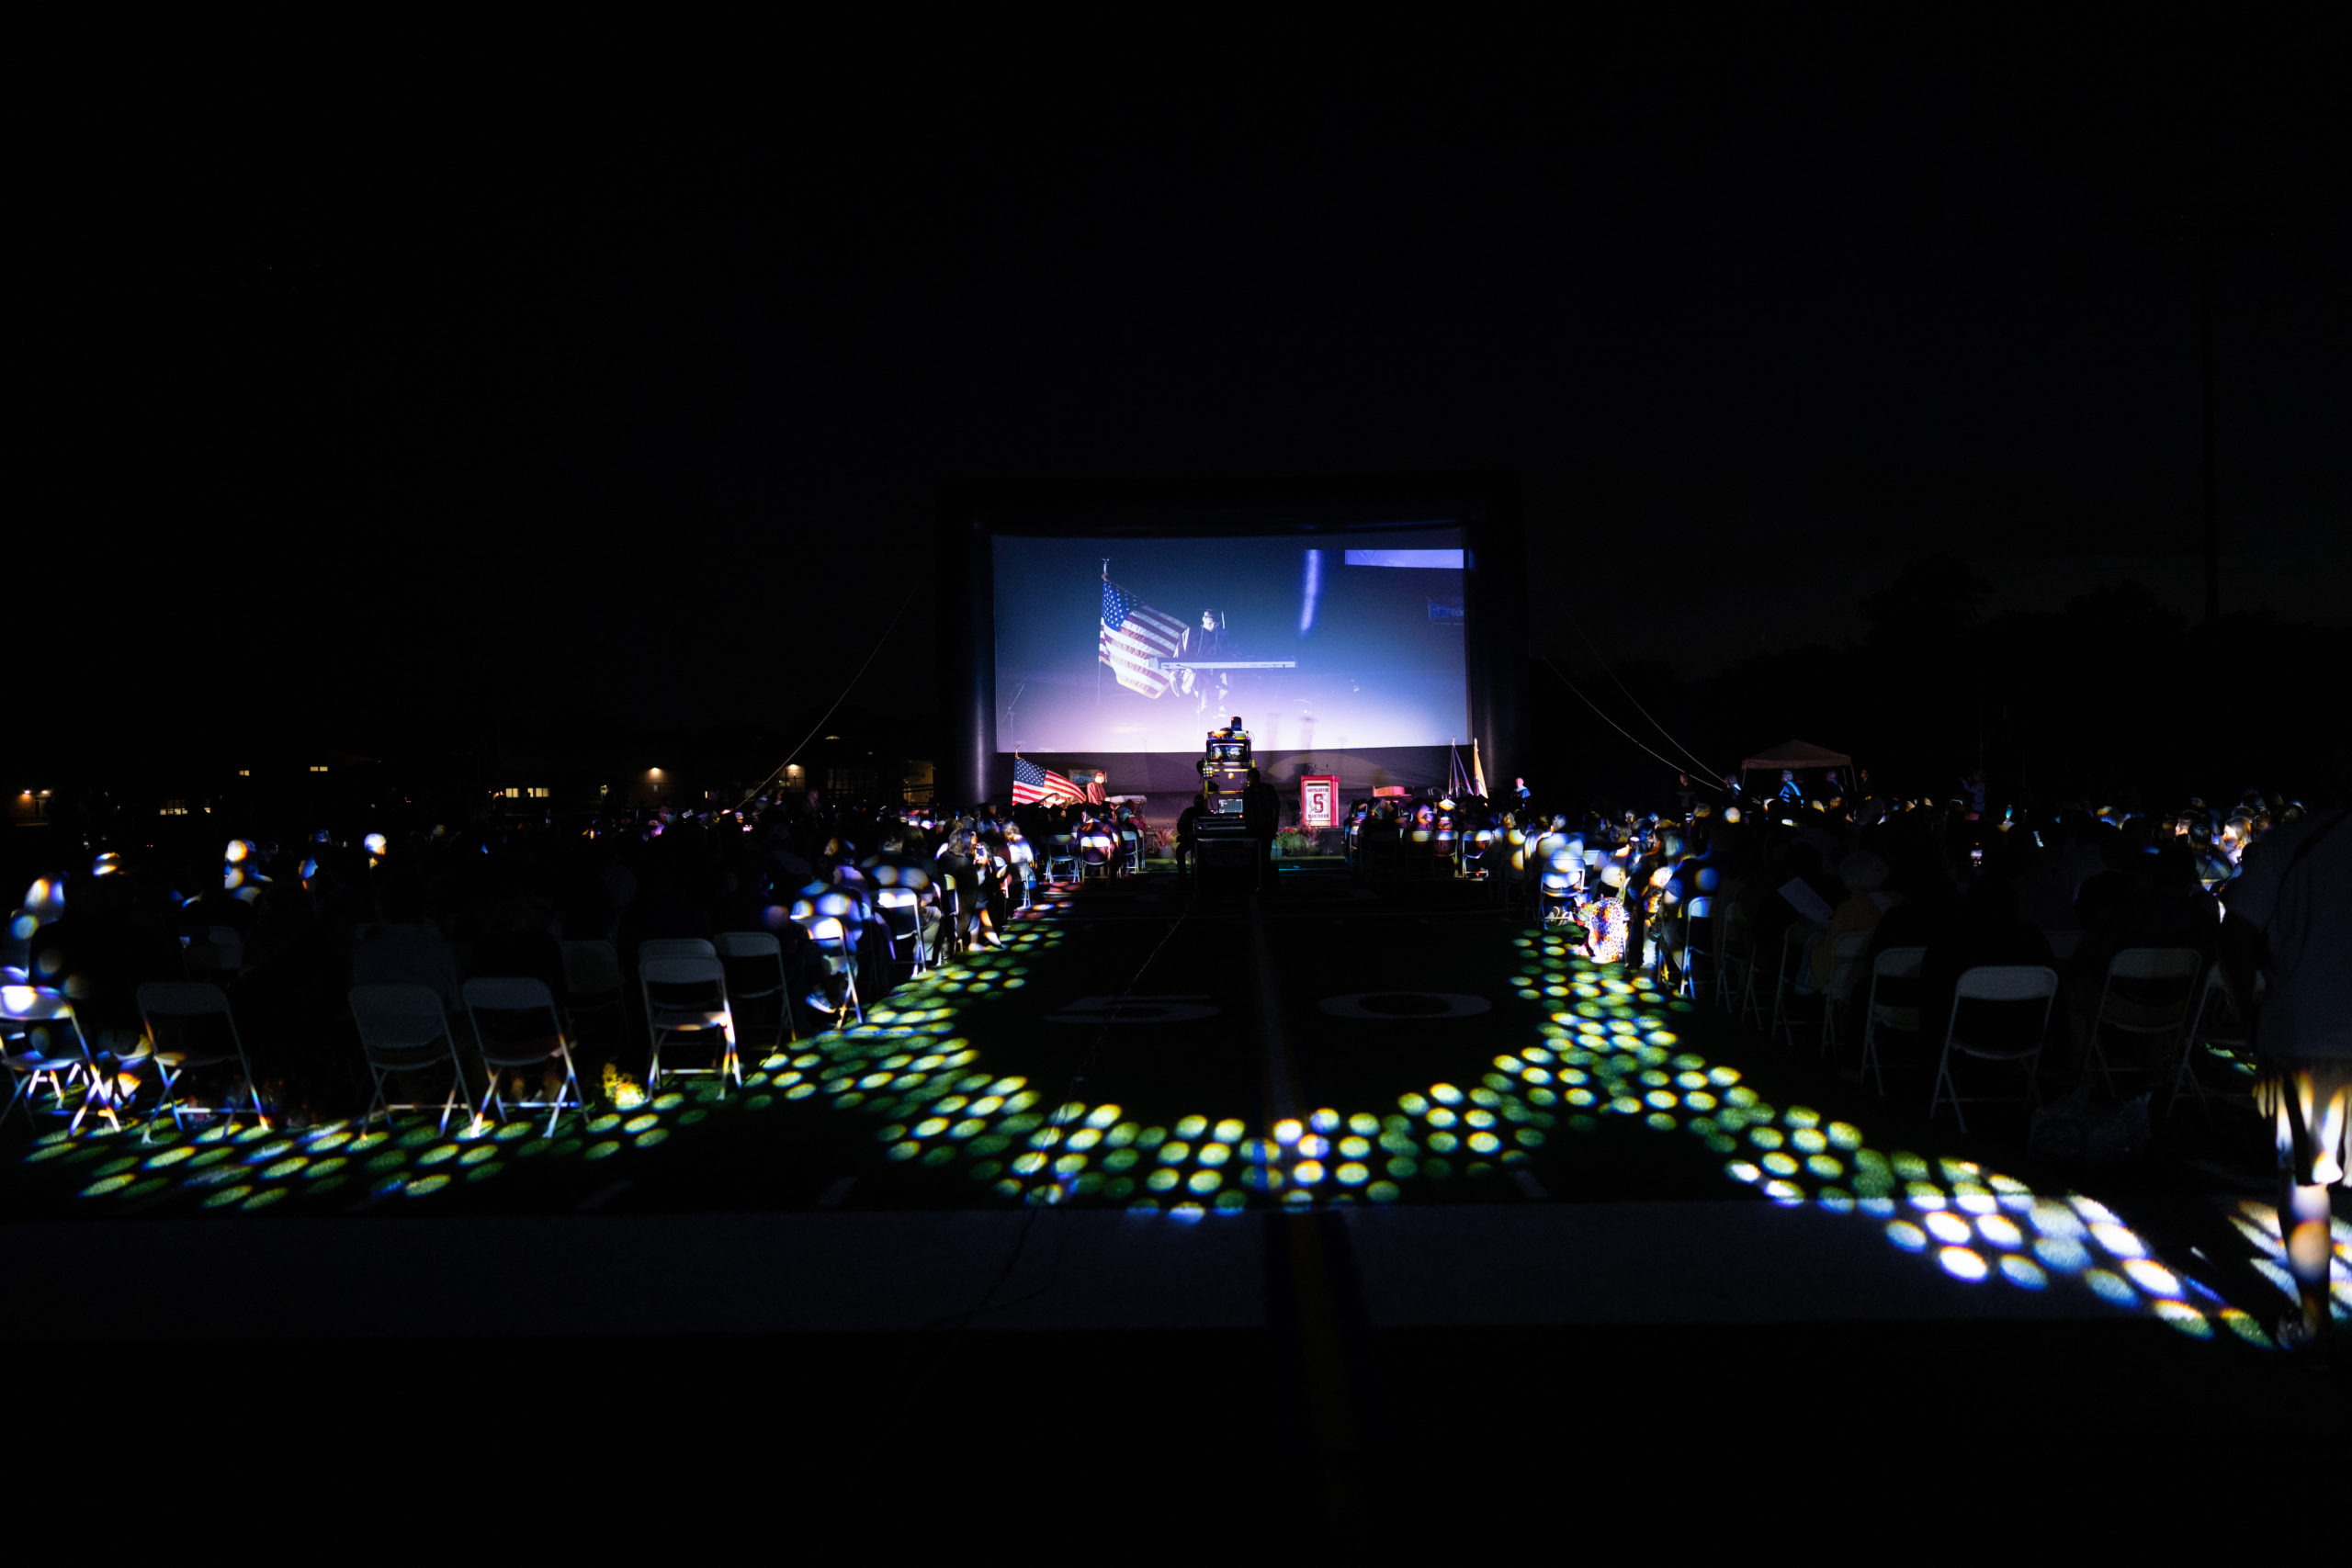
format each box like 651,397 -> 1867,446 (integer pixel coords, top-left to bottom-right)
1537,652 -> 1729,794
1532,562 -> 1731,789
1570,624 -> 1729,786
731,580 -> 923,814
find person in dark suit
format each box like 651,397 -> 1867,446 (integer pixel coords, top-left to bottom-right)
1242,767 -> 1280,889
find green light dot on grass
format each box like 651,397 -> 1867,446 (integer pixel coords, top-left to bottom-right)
678,1108 -> 707,1126
747,1094 -> 775,1111
200,1185 -> 252,1209
144,1146 -> 195,1169
582,1141 -> 621,1161
635,1128 -> 670,1148
242,1188 -> 288,1211
1012,1152 -> 1047,1175
1147,1168 -> 1180,1192
306,1157 -> 347,1179
785,1084 -> 816,1100
365,1153 -> 406,1175
417,1145 -> 458,1167
404,1174 -> 451,1197
261,1157 -> 306,1179
1368,1181 -> 1402,1203
922,1145 -> 956,1167
458,1145 -> 495,1167
80,1174 -> 137,1198
1467,1133 -> 1501,1154
1645,1112 -> 1677,1131
1387,1156 -> 1419,1179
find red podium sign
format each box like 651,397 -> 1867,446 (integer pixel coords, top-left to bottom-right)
1299,774 -> 1340,829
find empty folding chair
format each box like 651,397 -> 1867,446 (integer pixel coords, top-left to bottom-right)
1817,930 -> 1874,1059
636,937 -> 717,971
796,916 -> 864,1027
1928,964 -> 2060,1134
349,983 -> 475,1134
2082,946 -> 2204,1096
137,981 -> 265,1132
873,889 -> 931,985
461,976 -> 588,1135
714,931 -> 794,1052
2170,965 -> 2262,1119
1676,897 -> 1715,1001
559,940 -> 627,1044
638,957 -> 738,1093
3,987 -> 99,1133
1045,834 -> 1077,884
935,875 -> 966,961
1766,925 -> 1811,1048
1714,903 -> 1756,1013
1856,946 -> 1928,1095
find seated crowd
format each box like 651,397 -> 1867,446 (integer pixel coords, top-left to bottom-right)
3,790 -> 1149,1131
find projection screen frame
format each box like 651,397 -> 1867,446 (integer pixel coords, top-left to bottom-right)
934,473 -> 1527,811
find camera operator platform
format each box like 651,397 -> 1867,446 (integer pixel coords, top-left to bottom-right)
1192,716 -> 1266,891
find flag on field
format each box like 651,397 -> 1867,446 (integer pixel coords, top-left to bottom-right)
1012,757 -> 1085,806
1100,579 -> 1187,698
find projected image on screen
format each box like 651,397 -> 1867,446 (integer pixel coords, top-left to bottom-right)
994,530 -> 1467,754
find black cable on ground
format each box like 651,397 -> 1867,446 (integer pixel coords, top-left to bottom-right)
890,878 -> 1193,1397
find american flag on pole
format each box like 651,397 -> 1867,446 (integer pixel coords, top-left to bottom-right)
1012,757 -> 1085,807
1100,579 -> 1187,699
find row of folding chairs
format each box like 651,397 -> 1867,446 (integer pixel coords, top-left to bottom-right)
1672,898 -> 2242,1130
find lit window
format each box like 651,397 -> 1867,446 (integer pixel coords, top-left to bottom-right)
310,765 -> 330,773
237,769 -> 251,777
503,787 -> 520,798
528,787 -> 550,799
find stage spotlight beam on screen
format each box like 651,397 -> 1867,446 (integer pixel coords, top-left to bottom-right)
935,476 -> 1527,812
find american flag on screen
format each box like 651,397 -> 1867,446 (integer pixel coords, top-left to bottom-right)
1012,757 -> 1085,806
1100,579 -> 1187,699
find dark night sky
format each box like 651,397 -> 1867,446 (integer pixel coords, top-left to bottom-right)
27,15 -> 2346,771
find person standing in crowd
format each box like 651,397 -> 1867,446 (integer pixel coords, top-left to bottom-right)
1242,767 -> 1280,889
2221,803 -> 2348,1351
1174,796 -> 1201,874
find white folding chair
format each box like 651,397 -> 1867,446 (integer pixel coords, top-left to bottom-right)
639,956 -> 739,1093
559,939 -> 626,1043
1818,930 -> 1874,1059
1714,902 -> 1755,1014
1676,897 -> 1714,1001
795,916 -> 863,1026
349,983 -> 475,1134
137,981 -> 265,1132
1928,964 -> 2059,1134
461,976 -> 587,1135
1857,945 -> 1927,1095
1045,835 -> 1077,884
4,987 -> 103,1134
714,931 -> 794,1051
874,889 -> 931,983
1766,924 -> 1810,1047
2082,947 -> 2204,1096
2170,965 -> 2262,1119
637,937 -> 717,970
